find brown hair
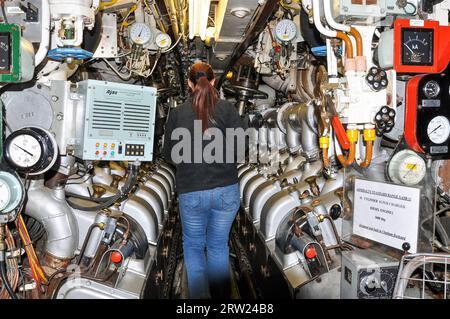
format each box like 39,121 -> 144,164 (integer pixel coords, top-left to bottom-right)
189,62 -> 219,132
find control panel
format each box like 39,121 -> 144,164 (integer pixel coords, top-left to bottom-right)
405,66 -> 450,158
74,80 -> 157,162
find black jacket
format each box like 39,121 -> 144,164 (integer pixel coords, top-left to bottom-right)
162,99 -> 246,194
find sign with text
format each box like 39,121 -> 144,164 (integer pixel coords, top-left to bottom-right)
353,179 -> 420,253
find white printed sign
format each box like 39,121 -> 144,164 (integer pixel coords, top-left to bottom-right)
353,179 -> 420,253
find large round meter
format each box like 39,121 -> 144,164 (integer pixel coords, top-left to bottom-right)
4,127 -> 58,175
0,171 -> 24,223
388,150 -> 427,185
275,19 -> 297,43
129,23 -> 153,46
427,116 -> 450,145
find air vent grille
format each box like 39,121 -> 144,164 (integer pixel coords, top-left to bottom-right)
91,100 -> 151,132
123,103 -> 151,132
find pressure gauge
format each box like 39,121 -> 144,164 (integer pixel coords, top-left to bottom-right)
155,33 -> 172,50
275,19 -> 297,43
388,150 -> 427,185
0,171 -> 24,223
427,116 -> 450,144
4,127 -> 58,175
423,80 -> 440,98
129,23 -> 153,46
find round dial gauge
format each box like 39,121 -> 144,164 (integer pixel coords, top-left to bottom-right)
427,116 -> 450,144
275,19 -> 297,43
0,171 -> 24,220
423,80 -> 440,98
4,127 -> 58,175
7,134 -> 42,169
388,150 -> 427,185
155,33 -> 172,50
129,23 -> 153,46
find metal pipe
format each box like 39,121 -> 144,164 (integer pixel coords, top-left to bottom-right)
25,183 -> 79,260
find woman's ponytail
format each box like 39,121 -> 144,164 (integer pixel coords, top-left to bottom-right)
189,63 -> 218,132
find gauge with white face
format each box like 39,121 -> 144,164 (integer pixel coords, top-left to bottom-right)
275,19 -> 297,43
427,116 -> 450,144
4,127 -> 58,175
0,179 -> 11,211
129,23 -> 152,45
0,171 -> 24,218
155,33 -> 172,50
388,150 -> 427,185
8,134 -> 42,169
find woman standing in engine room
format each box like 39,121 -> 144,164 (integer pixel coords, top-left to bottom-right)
162,62 -> 247,298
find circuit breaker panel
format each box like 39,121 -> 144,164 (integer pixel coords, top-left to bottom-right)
74,80 -> 157,162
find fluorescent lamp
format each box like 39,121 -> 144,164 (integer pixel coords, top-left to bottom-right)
189,0 -> 211,40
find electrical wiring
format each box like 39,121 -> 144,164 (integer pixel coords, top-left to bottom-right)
0,227 -> 19,299
15,214 -> 47,289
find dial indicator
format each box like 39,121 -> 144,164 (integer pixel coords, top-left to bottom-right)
4,127 -> 58,175
155,33 -> 172,50
129,23 -> 153,46
388,150 -> 427,185
401,28 -> 434,66
427,116 -> 450,145
275,19 -> 297,43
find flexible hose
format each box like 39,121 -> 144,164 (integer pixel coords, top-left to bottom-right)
337,143 -> 356,167
358,140 -> 373,168
322,147 -> 330,168
0,254 -> 18,300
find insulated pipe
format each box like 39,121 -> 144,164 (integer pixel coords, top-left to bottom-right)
35,0 -> 50,66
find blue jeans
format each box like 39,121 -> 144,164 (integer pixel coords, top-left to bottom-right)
179,183 -> 240,299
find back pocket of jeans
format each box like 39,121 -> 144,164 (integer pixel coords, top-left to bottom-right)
220,186 -> 239,211
181,193 -> 201,210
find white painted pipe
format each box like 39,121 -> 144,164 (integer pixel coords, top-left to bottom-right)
312,0 -> 336,38
323,0 -> 351,32
35,0 -> 50,67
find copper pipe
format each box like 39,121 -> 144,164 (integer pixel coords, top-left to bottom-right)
349,27 -> 363,57
336,31 -> 354,59
358,140 -> 373,168
322,147 -> 330,168
337,142 -> 356,167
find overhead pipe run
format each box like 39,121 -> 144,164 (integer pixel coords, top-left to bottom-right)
323,0 -> 366,72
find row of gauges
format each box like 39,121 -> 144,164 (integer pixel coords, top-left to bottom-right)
129,22 -> 172,49
0,127 -> 58,222
405,67 -> 450,159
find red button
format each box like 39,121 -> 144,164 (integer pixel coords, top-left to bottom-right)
305,247 -> 317,259
111,251 -> 122,263
95,151 -> 99,156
